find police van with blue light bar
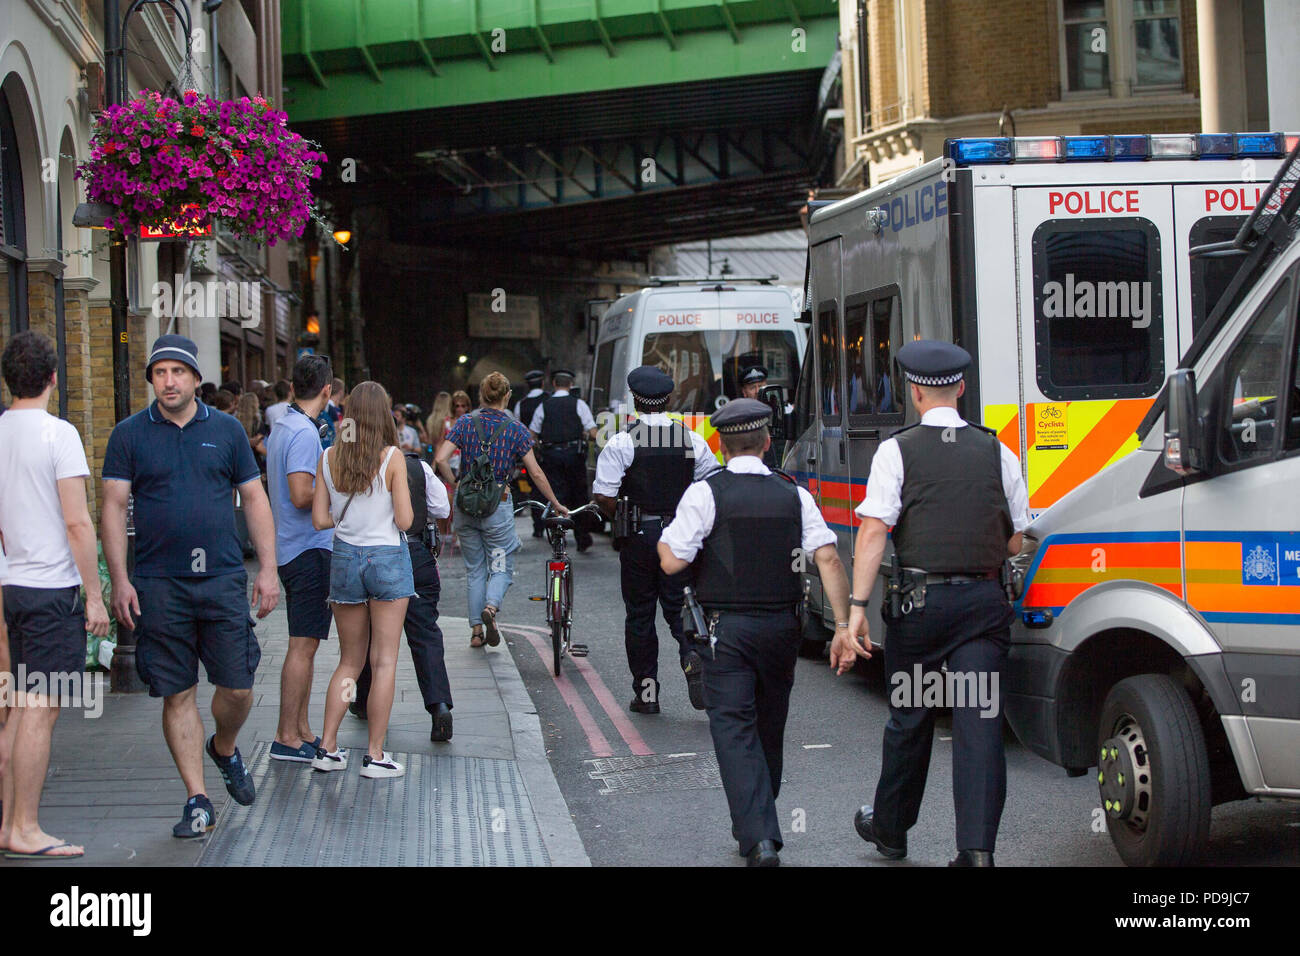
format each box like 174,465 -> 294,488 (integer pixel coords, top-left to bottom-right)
786,131 -> 1300,866
787,130 -> 1296,656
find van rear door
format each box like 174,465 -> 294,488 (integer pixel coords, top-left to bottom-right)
1014,183 -> 1180,518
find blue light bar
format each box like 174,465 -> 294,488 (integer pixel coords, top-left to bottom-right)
1061,136 -> 1111,160
948,138 -> 1013,165
1111,135 -> 1150,160
1197,133 -> 1234,159
1235,132 -> 1285,157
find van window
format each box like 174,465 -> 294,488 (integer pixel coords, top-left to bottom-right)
641,329 -> 799,413
816,302 -> 841,417
1216,277 -> 1291,465
1189,217 -> 1247,336
1032,219 -> 1164,399
844,290 -> 904,419
590,336 -> 627,411
794,332 -> 816,437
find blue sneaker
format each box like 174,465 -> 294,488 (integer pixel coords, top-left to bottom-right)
205,735 -> 256,806
270,738 -> 320,763
173,794 -> 215,838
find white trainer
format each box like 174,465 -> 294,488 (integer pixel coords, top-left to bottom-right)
360,751 -> 405,779
311,747 -> 348,772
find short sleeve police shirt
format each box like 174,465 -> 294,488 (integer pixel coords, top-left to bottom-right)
102,400 -> 261,577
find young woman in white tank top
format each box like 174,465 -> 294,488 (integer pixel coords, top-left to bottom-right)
311,382 -> 415,780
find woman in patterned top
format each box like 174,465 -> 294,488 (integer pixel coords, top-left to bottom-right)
435,372 -> 569,648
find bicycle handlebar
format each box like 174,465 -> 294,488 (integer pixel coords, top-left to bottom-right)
513,500 -> 604,519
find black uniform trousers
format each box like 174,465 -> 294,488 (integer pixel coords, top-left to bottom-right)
540,447 -> 593,547
356,539 -> 453,712
701,607 -> 800,856
620,523 -> 690,700
872,579 -> 1011,852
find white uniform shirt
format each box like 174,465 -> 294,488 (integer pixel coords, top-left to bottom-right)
592,413 -> 718,496
854,406 -> 1030,532
513,387 -> 544,420
529,389 -> 597,434
419,460 -> 451,520
661,456 -> 837,562
264,401 -> 290,429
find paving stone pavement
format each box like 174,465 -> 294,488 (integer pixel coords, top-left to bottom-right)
0,581 -> 588,867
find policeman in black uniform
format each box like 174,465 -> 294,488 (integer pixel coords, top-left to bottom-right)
831,341 -> 1029,867
660,399 -> 856,867
593,366 -> 719,714
739,365 -> 768,400
514,369 -> 549,538
530,368 -> 598,551
352,451 -> 456,741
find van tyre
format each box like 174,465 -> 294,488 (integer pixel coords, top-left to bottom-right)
1097,674 -> 1211,867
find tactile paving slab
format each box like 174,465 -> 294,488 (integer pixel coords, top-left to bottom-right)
199,742 -> 549,866
585,752 -> 723,795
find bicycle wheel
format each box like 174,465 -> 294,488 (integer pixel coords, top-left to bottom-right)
551,620 -> 563,676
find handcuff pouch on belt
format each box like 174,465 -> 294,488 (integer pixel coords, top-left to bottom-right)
612,497 -> 642,552
879,554 -> 926,619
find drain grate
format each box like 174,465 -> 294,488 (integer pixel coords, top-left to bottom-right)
198,742 -> 549,866
586,752 -> 723,795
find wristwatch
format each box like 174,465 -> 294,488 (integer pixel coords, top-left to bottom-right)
849,596 -> 870,607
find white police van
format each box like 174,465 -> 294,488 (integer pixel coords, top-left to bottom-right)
587,275 -> 805,455
1004,139 -> 1300,866
788,131 -> 1297,654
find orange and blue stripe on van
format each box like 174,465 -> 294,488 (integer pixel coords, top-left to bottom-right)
790,471 -> 867,533
1019,531 -> 1300,626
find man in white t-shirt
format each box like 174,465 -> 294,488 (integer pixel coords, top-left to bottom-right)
0,331 -> 109,860
263,380 -> 291,429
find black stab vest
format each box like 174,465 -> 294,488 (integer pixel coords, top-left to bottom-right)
695,468 -> 803,611
540,394 -> 582,443
622,420 -> 695,515
892,423 -> 1013,573
518,391 -> 547,431
404,452 -> 427,533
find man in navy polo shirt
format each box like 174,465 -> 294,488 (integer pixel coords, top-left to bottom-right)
102,335 -> 280,838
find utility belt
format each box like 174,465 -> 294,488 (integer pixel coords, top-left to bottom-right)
878,555 -> 1010,616
611,497 -> 674,549
409,524 -> 440,559
539,439 -> 585,453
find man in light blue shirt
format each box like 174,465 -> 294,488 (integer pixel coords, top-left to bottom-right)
265,355 -> 335,762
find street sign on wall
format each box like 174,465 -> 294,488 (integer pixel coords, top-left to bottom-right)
466,292 -> 540,339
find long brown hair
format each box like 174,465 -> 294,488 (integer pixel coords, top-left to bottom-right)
331,380 -> 399,494
235,392 -> 262,437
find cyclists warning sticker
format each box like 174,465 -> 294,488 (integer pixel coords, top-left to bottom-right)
1035,403 -> 1069,450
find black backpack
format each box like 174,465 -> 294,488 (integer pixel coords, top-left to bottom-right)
454,411 -> 510,518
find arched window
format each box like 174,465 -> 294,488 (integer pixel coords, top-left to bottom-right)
0,86 -> 27,335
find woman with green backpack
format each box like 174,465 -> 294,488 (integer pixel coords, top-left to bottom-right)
434,372 -> 568,648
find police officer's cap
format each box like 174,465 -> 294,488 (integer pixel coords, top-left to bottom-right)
552,367 -> 576,380
741,365 -> 769,385
524,369 -> 545,385
627,365 -> 674,407
897,340 -> 971,387
711,398 -> 772,434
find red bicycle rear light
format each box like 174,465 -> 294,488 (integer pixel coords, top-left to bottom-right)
548,561 -> 566,571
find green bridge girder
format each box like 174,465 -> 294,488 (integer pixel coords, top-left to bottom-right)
281,0 -> 839,122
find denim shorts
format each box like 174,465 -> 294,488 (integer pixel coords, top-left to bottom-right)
329,537 -> 416,604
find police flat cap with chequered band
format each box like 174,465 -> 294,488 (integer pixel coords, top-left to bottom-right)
524,369 -> 545,384
146,334 -> 201,380
741,365 -> 769,385
628,365 -> 674,407
711,397 -> 772,433
897,340 -> 971,386
552,367 -> 576,379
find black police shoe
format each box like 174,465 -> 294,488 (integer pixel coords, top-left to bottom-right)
682,652 -> 706,710
430,703 -> 453,742
948,849 -> 995,867
746,840 -> 780,867
629,698 -> 661,715
854,806 -> 906,859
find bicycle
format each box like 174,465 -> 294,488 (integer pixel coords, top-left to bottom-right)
515,500 -> 603,676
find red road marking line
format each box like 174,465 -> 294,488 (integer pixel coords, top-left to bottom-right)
568,655 -> 654,756
510,628 -> 614,757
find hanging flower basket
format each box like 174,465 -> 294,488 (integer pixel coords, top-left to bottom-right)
76,89 -> 326,246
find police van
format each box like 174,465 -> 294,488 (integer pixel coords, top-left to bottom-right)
1004,141 -> 1300,867
787,132 -> 1297,653
587,276 -> 805,456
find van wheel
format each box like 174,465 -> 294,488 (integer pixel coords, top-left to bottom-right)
1097,674 -> 1211,867
798,601 -> 830,659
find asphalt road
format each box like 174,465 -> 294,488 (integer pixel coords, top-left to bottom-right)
441,518 -> 1300,868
